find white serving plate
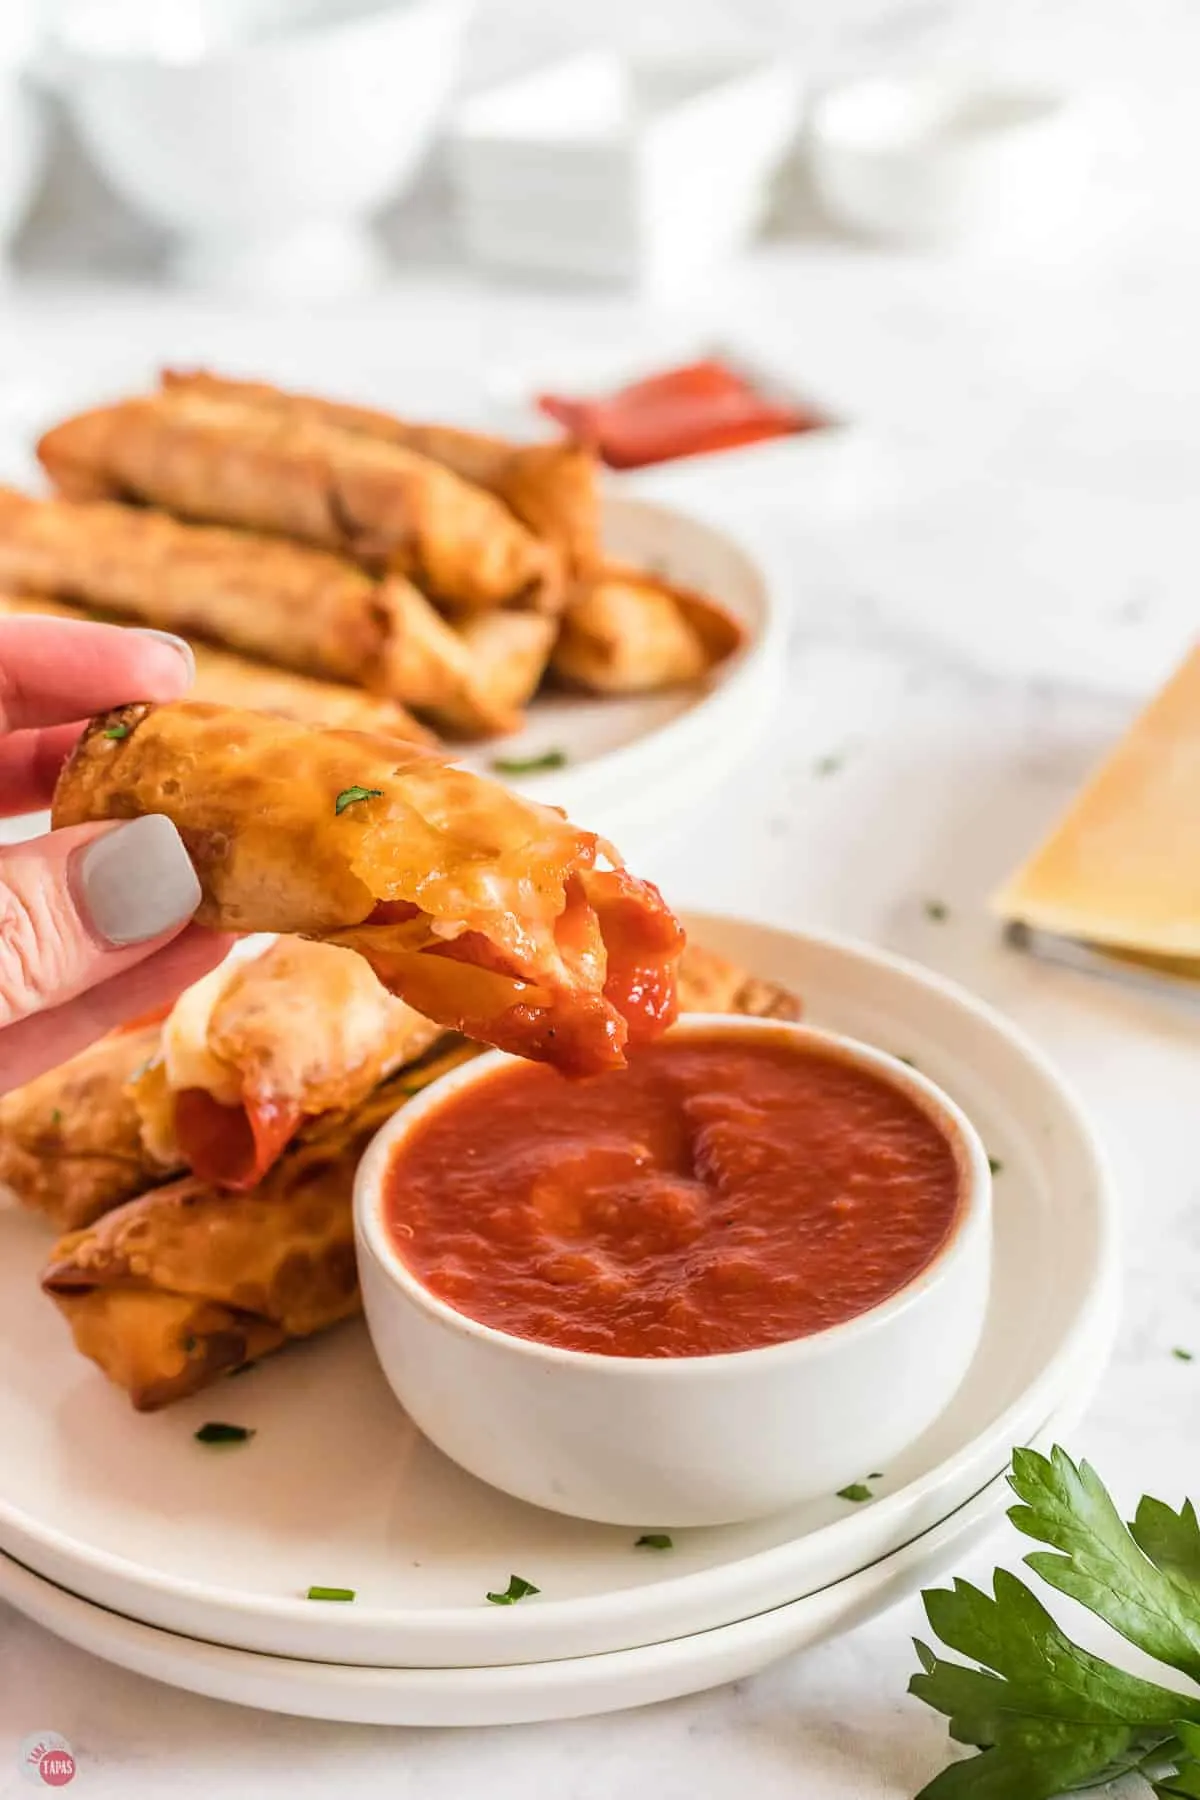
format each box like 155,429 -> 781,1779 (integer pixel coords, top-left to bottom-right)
0,1365 -> 1105,1727
0,914 -> 1119,1668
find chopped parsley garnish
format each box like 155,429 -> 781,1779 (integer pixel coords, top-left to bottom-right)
897,1055 -> 918,1069
229,1359 -> 258,1377
911,1445 -> 1200,1797
307,1585 -> 356,1602
837,1481 -> 875,1503
102,723 -> 131,740
988,1155 -> 1004,1176
924,899 -> 949,922
814,754 -> 844,777
1174,1347 -> 1194,1362
335,785 -> 384,815
50,1108 -> 62,1126
182,1335 -> 197,1354
635,1533 -> 673,1550
486,1574 -> 540,1605
491,749 -> 568,776
194,1422 -> 255,1445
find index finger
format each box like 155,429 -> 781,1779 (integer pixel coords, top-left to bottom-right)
0,618 -> 194,732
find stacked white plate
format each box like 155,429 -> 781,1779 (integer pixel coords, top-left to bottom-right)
0,914 -> 1118,1725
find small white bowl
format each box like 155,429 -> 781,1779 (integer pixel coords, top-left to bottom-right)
355,1016 -> 992,1527
49,0 -> 470,298
809,75 -> 1094,245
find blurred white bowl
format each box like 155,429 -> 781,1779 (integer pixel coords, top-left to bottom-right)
809,75 -> 1094,246
49,0 -> 470,298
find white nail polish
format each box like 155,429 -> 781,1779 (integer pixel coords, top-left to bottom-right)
76,815 -> 202,947
133,628 -> 195,684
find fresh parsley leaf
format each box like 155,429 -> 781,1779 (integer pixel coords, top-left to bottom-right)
486,1574 -> 540,1605
102,723 -> 130,740
898,1055 -> 919,1068
1174,1348 -> 1194,1362
838,1482 -> 874,1503
988,1156 -> 1004,1176
194,1422 -> 255,1445
335,785 -> 383,815
814,754 -> 844,777
911,1447 -> 1200,1799
491,749 -> 568,776
307,1585 -> 355,1602
49,1108 -> 62,1126
635,1533 -> 673,1550
924,899 -> 950,923
182,1334 -> 197,1354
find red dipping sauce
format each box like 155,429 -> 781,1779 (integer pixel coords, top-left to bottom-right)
383,1031 -> 964,1358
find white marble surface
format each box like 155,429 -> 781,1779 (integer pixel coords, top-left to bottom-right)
3,6 -> 1200,1792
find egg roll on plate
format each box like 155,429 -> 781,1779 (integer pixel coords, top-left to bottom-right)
134,937 -> 443,1189
0,590 -> 436,745
163,368 -> 601,582
37,390 -> 558,611
42,1043 -> 476,1411
552,562 -> 745,695
0,1016 -> 172,1232
52,701 -> 684,1076
675,943 -> 800,1020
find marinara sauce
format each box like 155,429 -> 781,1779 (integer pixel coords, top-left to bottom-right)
383,1031 -> 963,1358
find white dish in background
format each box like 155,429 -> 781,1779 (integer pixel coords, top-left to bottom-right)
809,76 -> 1095,246
0,914 -> 1118,1668
357,1015 -> 993,1527
0,1367 -> 1106,1727
47,0 -> 471,299
450,52 -> 800,289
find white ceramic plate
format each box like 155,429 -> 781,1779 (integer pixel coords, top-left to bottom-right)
0,1368 -> 1105,1727
0,916 -> 1119,1668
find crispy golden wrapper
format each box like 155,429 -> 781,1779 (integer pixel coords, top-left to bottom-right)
0,1021 -> 172,1231
675,943 -> 800,1020
552,562 -> 745,694
163,368 -> 600,580
37,390 -> 557,610
52,701 -> 684,1076
0,589 -> 436,744
42,1045 -> 475,1410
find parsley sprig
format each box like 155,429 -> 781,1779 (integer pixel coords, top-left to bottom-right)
912,1446 -> 1200,1797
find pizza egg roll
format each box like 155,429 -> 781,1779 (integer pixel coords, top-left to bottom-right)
37,389 -> 557,611
552,562 -> 745,694
163,368 -> 601,580
0,590 -> 436,745
0,1018 -> 174,1231
675,943 -> 800,1021
133,937 -> 444,1188
52,701 -> 685,1076
42,1044 -> 476,1410
451,611 -> 556,719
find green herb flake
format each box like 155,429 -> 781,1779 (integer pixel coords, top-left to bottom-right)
50,1108 -> 63,1126
182,1334 -> 197,1354
897,1055 -> 918,1069
924,899 -> 949,923
229,1359 -> 259,1378
335,785 -> 384,816
307,1585 -> 355,1603
988,1155 -> 1004,1176
634,1533 -> 673,1550
814,754 -> 844,777
837,1482 -> 874,1503
194,1422 -> 255,1445
1174,1347 -> 1195,1362
102,723 -> 131,740
486,1574 -> 540,1605
491,749 -> 568,776
910,1444 -> 1200,1798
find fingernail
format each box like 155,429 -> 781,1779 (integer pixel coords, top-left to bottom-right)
133,628 -> 195,684
75,815 -> 202,947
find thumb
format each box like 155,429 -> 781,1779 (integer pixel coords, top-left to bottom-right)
0,815 -> 202,1027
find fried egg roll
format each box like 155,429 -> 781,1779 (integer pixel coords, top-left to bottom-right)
552,562 -> 745,694
163,368 -> 601,579
52,701 -> 684,1076
675,944 -> 801,1021
134,938 -> 443,1189
37,390 -> 557,611
0,1019 -> 173,1231
42,1045 -> 476,1410
0,589 -> 436,744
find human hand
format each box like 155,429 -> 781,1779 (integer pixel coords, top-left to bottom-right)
0,617 -> 233,1094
